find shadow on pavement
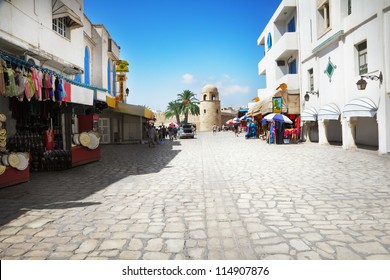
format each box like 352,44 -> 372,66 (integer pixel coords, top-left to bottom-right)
0,141 -> 181,227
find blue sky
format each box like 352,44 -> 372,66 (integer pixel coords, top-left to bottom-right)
84,0 -> 281,111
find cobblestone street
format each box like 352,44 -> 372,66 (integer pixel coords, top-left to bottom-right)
0,132 -> 390,260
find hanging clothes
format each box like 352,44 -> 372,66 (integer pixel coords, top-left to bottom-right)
43,72 -> 53,101
49,74 -> 55,101
0,58 -> 6,96
4,64 -> 17,97
62,80 -> 71,102
26,70 -> 36,100
14,66 -> 26,101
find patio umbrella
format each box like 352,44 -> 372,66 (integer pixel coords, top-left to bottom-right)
226,119 -> 234,124
168,122 -> 179,127
263,113 -> 293,124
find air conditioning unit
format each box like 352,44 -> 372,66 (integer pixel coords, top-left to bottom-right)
24,54 -> 40,66
276,60 -> 285,66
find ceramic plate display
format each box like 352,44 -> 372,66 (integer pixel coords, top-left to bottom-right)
79,132 -> 91,147
16,153 -> 28,171
73,134 -> 80,145
87,132 -> 99,150
2,154 -> 9,166
0,113 -> 6,122
0,128 -> 6,135
0,164 -> 6,176
8,153 -> 20,168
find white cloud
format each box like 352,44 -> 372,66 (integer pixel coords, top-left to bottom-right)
181,73 -> 195,84
220,84 -> 250,96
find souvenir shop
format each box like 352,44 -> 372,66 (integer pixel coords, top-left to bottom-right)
0,51 -> 102,189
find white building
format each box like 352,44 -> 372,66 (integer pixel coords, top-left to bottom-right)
254,0 -> 300,118
257,0 -> 390,154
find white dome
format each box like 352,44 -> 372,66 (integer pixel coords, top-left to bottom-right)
202,84 -> 218,94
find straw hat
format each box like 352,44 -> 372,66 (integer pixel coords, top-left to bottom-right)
87,132 -> 99,150
8,153 -> 20,168
0,113 -> 6,122
0,164 -> 6,176
16,153 -> 28,171
79,132 -> 91,147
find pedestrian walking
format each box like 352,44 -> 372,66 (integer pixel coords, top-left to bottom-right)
234,122 -> 239,137
212,124 -> 217,135
148,123 -> 156,147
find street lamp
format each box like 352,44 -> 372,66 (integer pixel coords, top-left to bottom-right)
125,88 -> 129,97
304,90 -> 319,101
356,71 -> 383,90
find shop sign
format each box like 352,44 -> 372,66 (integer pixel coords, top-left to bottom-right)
116,74 -> 127,82
115,60 -> 129,72
273,97 -> 282,114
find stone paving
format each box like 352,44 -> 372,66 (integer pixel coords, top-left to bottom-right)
0,131 -> 389,260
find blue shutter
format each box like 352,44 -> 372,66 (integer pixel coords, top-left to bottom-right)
267,32 -> 272,50
74,74 -> 81,82
288,17 -> 296,32
84,47 -> 90,85
289,60 -> 297,74
107,59 -> 111,94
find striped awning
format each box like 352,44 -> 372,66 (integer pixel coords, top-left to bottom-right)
318,103 -> 341,120
301,107 -> 318,121
342,98 -> 377,118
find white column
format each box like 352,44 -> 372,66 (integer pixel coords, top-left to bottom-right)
342,117 -> 357,150
318,119 -> 329,145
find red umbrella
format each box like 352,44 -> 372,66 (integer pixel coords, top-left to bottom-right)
168,122 -> 179,128
226,119 -> 234,124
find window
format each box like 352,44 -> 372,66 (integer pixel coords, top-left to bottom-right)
287,17 -> 295,32
267,32 -> 272,51
348,0 -> 352,15
317,1 -> 331,36
212,94 -> 216,100
52,17 -> 69,39
308,69 -> 314,91
288,59 -> 297,74
203,95 -> 207,101
204,109 -> 206,114
357,41 -> 367,75
216,109 -> 218,114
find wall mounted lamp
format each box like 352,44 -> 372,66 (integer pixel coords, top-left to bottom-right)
304,90 -> 319,101
356,71 -> 383,90
125,88 -> 130,97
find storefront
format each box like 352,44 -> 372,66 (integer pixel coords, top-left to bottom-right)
0,52 -> 105,188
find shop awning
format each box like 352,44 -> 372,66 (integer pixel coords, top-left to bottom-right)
301,107 -> 318,121
260,95 -> 288,115
52,0 -> 83,29
144,108 -> 154,119
342,97 -> 377,118
247,101 -> 263,116
95,90 -> 112,102
318,103 -> 341,120
71,85 -> 94,106
114,102 -> 148,118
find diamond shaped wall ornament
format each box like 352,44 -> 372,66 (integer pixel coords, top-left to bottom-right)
324,57 -> 337,82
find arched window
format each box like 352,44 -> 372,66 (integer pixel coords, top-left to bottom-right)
107,59 -> 111,94
84,46 -> 90,85
204,109 -> 206,114
212,94 -> 216,101
203,94 -> 207,101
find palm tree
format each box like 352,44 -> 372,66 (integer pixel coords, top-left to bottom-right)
177,90 -> 200,123
165,101 -> 181,124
